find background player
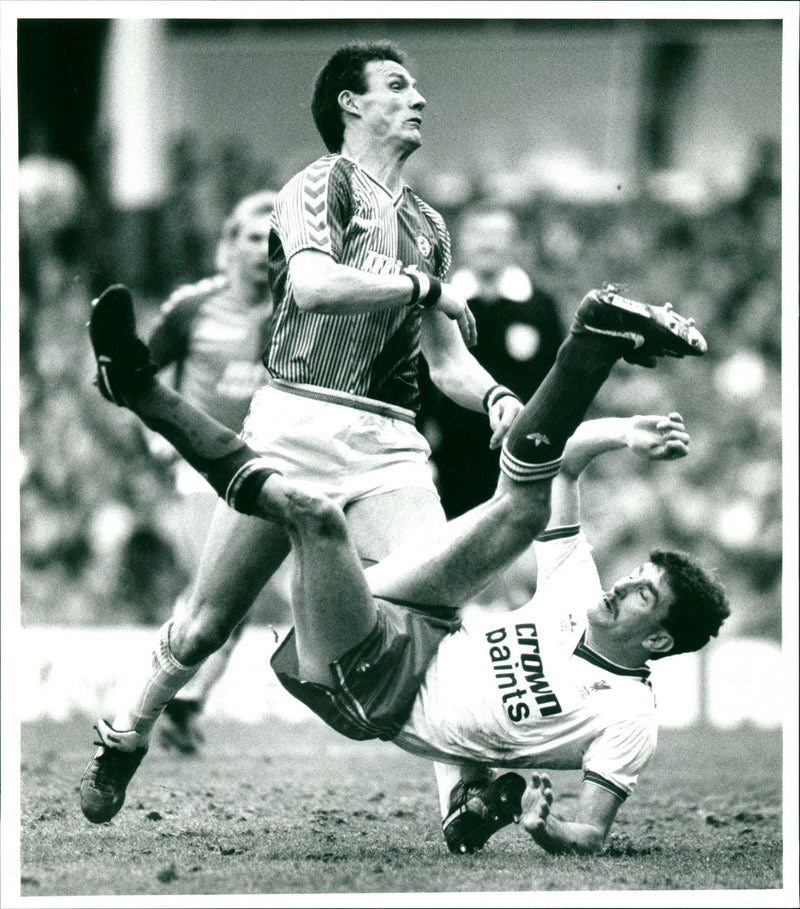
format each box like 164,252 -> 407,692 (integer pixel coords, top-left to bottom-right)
80,279 -> 726,861
78,41 -> 524,797
420,201 -> 565,519
142,190 -> 290,753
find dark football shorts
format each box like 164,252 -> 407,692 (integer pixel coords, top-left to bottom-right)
270,597 -> 461,741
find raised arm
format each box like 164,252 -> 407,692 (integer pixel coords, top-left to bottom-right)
548,412 -> 690,529
420,307 -> 523,448
288,250 -> 477,346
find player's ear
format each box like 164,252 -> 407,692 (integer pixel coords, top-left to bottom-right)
642,629 -> 674,656
338,90 -> 359,116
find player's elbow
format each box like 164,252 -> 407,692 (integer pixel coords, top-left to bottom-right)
531,820 -> 608,856
577,828 -> 606,854
425,356 -> 469,399
292,276 -> 332,313
294,287 -> 327,312
424,362 -> 451,394
571,820 -> 610,855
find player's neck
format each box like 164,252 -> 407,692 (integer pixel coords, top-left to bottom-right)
340,136 -> 409,193
583,630 -> 649,671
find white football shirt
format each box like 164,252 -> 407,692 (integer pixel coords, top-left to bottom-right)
395,528 -> 658,800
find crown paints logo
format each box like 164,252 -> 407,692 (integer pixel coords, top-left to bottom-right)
415,234 -> 433,258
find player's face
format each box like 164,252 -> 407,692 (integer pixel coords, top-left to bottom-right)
231,213 -> 272,286
589,562 -> 673,643
356,60 -> 427,151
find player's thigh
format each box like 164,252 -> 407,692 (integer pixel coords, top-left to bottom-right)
184,498 -> 291,624
174,491 -> 220,575
249,554 -> 293,625
344,486 -> 446,563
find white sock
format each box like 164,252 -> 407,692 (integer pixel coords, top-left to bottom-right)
112,620 -> 205,741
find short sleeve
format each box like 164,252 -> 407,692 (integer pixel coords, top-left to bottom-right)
523,529 -> 602,644
534,528 -> 599,589
273,157 -> 352,262
582,712 -> 658,800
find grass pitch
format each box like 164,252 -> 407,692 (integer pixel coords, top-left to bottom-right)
16,717 -> 784,902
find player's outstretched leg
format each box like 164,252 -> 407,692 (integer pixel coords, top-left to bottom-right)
366,285 -> 707,611
82,285 -> 283,821
88,284 -> 279,516
442,772 -> 527,854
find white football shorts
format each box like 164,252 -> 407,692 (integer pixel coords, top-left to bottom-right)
239,379 -> 438,507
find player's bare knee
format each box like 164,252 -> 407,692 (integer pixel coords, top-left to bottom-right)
496,476 -> 552,536
172,613 -> 234,663
282,483 -> 348,540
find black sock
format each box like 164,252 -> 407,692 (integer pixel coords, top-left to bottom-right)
131,385 -> 278,511
501,333 -> 620,480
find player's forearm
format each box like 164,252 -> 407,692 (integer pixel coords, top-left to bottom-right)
422,312 -> 501,412
429,351 -> 499,412
560,418 -> 631,478
525,813 -> 606,855
293,259 -> 419,314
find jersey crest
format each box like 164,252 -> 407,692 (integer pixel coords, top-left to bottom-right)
415,233 -> 433,259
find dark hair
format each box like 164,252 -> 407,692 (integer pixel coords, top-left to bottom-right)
311,42 -> 407,152
648,550 -> 731,660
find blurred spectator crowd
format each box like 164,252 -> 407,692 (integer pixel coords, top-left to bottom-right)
18,131 -> 783,640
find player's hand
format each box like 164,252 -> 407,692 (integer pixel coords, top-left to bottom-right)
488,395 -> 524,449
625,412 -> 689,461
436,285 -> 478,348
519,773 -> 553,835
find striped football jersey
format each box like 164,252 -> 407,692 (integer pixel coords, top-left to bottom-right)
265,154 -> 451,411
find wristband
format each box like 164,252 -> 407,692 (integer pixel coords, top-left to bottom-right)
482,383 -> 521,413
404,268 -> 440,307
422,276 -> 442,308
406,271 -> 421,305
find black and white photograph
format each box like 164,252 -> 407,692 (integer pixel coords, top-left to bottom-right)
2,2 -> 798,906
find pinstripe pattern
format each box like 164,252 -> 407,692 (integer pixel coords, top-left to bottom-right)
265,154 -> 450,411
